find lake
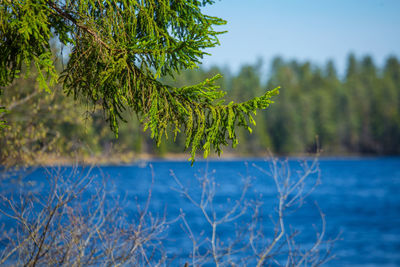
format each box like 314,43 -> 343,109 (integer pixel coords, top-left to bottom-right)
1,157 -> 399,266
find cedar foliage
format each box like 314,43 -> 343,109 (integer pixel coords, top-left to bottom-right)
0,0 -> 278,163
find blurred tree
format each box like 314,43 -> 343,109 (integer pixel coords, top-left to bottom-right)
317,60 -> 341,152
0,66 -> 90,166
0,0 -> 278,162
358,56 -> 378,152
229,62 -> 271,153
265,58 -> 305,153
0,107 -> 7,129
2,53 -> 400,161
378,56 -> 400,153
341,54 -> 362,151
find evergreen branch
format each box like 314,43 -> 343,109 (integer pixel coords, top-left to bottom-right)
46,1 -> 115,51
62,39 -> 279,162
1,0 -> 278,161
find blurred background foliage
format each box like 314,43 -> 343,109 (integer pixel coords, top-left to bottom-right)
1,53 -> 400,165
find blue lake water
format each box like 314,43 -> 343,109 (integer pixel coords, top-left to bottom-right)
1,157 -> 400,266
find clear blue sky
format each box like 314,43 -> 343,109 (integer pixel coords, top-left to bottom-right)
201,0 -> 400,74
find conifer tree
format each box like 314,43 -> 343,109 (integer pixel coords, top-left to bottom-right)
0,0 -> 278,162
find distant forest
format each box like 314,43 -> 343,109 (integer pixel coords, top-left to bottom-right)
1,54 -> 400,163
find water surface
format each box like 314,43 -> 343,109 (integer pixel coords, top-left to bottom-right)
2,157 -> 399,266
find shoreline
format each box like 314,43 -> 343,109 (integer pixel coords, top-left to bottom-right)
31,152 -> 399,166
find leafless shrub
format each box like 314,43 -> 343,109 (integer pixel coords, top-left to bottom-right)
0,166 -> 169,266
172,156 -> 338,266
0,156 -> 338,267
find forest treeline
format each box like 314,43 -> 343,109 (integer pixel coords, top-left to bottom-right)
1,54 -> 400,164
164,54 -> 400,156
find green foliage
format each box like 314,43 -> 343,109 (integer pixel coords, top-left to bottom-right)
0,66 -> 89,166
161,56 -> 400,156
1,0 -> 279,163
2,55 -> 400,164
0,0 -> 58,91
0,106 -> 8,129
264,55 -> 400,155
